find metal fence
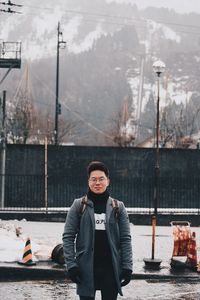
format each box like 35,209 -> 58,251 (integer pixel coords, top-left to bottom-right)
1,174 -> 200,214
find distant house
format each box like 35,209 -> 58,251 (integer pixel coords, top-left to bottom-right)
135,134 -> 174,148
136,134 -> 200,149
135,136 -> 155,148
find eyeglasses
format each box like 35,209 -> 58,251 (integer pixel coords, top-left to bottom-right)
89,177 -> 107,183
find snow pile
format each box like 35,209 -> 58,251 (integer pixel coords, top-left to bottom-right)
0,220 -> 55,262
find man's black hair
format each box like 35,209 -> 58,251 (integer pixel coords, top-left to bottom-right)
87,161 -> 109,178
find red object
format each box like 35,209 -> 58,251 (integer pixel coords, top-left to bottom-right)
186,232 -> 198,268
172,226 -> 191,256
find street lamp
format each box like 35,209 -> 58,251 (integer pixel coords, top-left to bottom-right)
152,60 -> 165,214
54,22 -> 66,145
0,90 -> 6,209
144,60 -> 165,269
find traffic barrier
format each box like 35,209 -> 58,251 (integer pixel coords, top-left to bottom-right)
170,221 -> 191,269
172,224 -> 191,256
186,231 -> 197,270
18,237 -> 36,266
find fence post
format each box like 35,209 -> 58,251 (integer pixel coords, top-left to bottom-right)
44,137 -> 48,212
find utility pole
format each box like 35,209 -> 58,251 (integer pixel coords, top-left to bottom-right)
0,90 -> 6,208
0,41 -> 21,208
136,56 -> 145,140
54,22 -> 66,145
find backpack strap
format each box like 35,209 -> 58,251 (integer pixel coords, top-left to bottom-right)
79,195 -> 88,215
79,196 -> 119,221
111,198 -> 120,221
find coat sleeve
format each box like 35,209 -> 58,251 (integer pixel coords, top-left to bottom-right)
62,199 -> 80,271
118,202 -> 133,272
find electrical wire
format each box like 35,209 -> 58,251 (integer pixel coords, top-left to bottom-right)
3,3 -> 200,139
27,65 -> 115,140
3,2 -> 200,36
18,2 -> 200,29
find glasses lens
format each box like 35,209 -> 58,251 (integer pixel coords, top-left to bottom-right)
90,177 -> 106,183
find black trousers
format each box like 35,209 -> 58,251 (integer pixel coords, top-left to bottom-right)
79,267 -> 118,300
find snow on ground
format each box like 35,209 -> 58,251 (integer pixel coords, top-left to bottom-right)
0,222 -> 25,262
1,219 -> 200,274
0,219 -> 63,263
0,219 -> 173,270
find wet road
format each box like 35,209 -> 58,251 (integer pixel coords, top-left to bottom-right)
1,279 -> 200,300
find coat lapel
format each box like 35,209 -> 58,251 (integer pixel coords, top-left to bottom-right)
87,199 -> 95,228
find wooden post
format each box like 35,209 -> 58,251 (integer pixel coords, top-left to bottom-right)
151,215 -> 156,260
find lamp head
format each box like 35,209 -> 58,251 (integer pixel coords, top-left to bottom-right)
153,60 -> 165,76
59,41 -> 66,49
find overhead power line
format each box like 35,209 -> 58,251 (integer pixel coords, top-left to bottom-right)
0,0 -> 22,7
25,66 -> 115,141
0,1 -> 23,13
18,2 -> 200,30
0,7 -> 21,13
2,1 -> 200,35
0,1 -> 22,13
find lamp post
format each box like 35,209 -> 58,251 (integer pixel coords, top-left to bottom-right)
54,22 -> 66,145
152,60 -> 165,216
144,60 -> 165,269
0,90 -> 6,209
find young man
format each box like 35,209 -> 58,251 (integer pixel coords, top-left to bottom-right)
62,161 -> 133,300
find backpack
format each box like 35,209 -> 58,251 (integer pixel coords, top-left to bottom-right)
79,195 -> 120,221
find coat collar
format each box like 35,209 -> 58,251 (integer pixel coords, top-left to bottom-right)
86,196 -> 113,225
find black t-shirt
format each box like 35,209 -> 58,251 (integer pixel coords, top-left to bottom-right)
87,189 -> 113,268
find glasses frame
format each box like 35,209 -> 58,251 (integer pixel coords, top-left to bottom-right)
89,177 -> 107,184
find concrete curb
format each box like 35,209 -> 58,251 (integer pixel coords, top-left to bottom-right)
132,273 -> 200,280
0,262 -> 66,281
0,262 -> 200,281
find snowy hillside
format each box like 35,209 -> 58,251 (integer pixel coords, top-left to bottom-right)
1,0 -> 200,146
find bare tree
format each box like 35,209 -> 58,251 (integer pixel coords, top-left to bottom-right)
7,97 -> 34,144
109,96 -> 135,147
160,104 -> 200,148
28,110 -> 54,144
7,64 -> 35,144
57,118 -> 78,144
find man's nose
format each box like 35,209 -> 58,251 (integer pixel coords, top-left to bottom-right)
95,179 -> 101,183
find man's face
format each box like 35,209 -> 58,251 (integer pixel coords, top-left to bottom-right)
88,170 -> 110,194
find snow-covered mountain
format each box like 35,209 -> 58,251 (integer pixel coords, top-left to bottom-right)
0,0 -> 139,59
2,0 -> 196,59
1,0 -> 200,146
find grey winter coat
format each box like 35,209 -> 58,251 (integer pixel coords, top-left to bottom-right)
62,196 -> 133,297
